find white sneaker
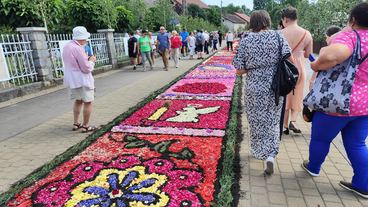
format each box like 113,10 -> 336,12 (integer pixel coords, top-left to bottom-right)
264,157 -> 275,175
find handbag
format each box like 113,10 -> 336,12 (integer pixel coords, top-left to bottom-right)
271,32 -> 299,106
303,30 -> 368,115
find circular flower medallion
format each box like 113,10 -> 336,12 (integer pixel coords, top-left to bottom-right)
65,166 -> 169,207
32,156 -> 204,207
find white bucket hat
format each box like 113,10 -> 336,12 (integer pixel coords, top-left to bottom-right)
72,26 -> 90,40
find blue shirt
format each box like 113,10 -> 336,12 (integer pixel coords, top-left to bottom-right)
157,32 -> 170,51
180,31 -> 189,43
84,45 -> 93,56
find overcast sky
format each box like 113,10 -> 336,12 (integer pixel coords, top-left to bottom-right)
202,0 -> 254,10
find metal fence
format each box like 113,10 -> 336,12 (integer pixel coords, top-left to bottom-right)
114,33 -> 127,62
90,33 -> 109,66
0,31 -> 126,89
47,34 -> 72,78
47,33 -> 111,78
0,34 -> 37,88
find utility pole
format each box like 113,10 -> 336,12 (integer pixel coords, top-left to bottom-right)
221,0 -> 223,24
182,0 -> 187,15
221,0 -> 223,15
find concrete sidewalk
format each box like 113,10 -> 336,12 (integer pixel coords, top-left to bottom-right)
0,54 -> 212,194
237,87 -> 368,207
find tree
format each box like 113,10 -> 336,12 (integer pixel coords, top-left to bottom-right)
223,3 -> 243,14
205,6 -> 221,26
123,0 -> 148,30
178,16 -> 217,32
253,0 -> 268,10
115,6 -> 133,32
66,0 -> 117,32
187,4 -> 206,19
0,0 -> 64,32
297,0 -> 362,41
241,5 -> 252,15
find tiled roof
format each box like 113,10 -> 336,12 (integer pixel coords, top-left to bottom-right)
234,12 -> 250,23
223,14 -> 247,24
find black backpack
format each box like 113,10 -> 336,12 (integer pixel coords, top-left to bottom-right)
271,32 -> 299,105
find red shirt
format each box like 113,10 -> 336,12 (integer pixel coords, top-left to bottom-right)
170,36 -> 182,49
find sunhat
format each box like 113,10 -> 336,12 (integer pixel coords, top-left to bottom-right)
72,26 -> 90,40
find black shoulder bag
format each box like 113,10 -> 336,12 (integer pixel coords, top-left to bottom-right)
271,32 -> 299,105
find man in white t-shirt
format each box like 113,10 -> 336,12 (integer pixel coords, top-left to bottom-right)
226,31 -> 234,51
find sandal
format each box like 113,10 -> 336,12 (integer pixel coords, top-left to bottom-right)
72,123 -> 82,131
81,125 -> 97,133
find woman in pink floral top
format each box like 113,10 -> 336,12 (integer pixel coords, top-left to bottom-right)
302,3 -> 368,199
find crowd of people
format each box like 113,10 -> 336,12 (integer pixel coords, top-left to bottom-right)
60,1 -> 368,200
234,2 -> 368,199
127,27 -> 235,71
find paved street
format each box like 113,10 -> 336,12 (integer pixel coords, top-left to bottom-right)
237,60 -> 368,207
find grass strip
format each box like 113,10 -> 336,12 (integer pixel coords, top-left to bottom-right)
213,76 -> 242,207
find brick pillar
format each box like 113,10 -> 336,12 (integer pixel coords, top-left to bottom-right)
97,29 -> 118,69
16,27 -> 53,81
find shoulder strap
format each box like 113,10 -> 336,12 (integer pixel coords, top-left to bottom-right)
276,31 -> 283,59
292,30 -> 307,52
361,54 -> 368,63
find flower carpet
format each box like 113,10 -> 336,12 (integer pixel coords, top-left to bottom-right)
1,46 -> 241,207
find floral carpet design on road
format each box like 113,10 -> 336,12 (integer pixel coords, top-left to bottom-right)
5,45 -> 240,207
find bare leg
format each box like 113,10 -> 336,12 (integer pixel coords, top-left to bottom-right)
290,109 -> 299,122
73,100 -> 83,124
284,109 -> 289,128
82,102 -> 93,126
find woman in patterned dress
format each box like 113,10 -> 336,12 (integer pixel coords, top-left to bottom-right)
233,10 -> 292,174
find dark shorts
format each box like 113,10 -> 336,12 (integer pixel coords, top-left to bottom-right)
129,51 -> 138,58
196,44 -> 203,52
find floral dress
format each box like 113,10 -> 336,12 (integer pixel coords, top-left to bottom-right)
233,30 -> 291,160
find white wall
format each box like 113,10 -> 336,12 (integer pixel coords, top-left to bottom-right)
223,19 -> 248,32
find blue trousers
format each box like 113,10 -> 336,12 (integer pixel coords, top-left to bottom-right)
308,112 -> 368,191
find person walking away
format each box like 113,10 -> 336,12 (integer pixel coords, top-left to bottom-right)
226,31 -> 234,51
138,30 -> 153,71
302,2 -> 368,199
188,32 -> 196,60
180,28 -> 189,57
195,30 -> 205,59
157,26 -> 171,71
170,30 -> 182,68
134,30 -> 142,65
209,32 -> 214,51
63,26 -> 97,133
128,32 -> 138,70
213,32 -> 219,51
233,10 -> 292,175
218,31 -> 223,47
281,6 -> 313,134
148,32 -> 156,65
203,30 -> 210,54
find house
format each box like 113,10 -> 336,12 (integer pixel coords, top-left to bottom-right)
234,12 -> 250,23
222,13 -> 250,32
